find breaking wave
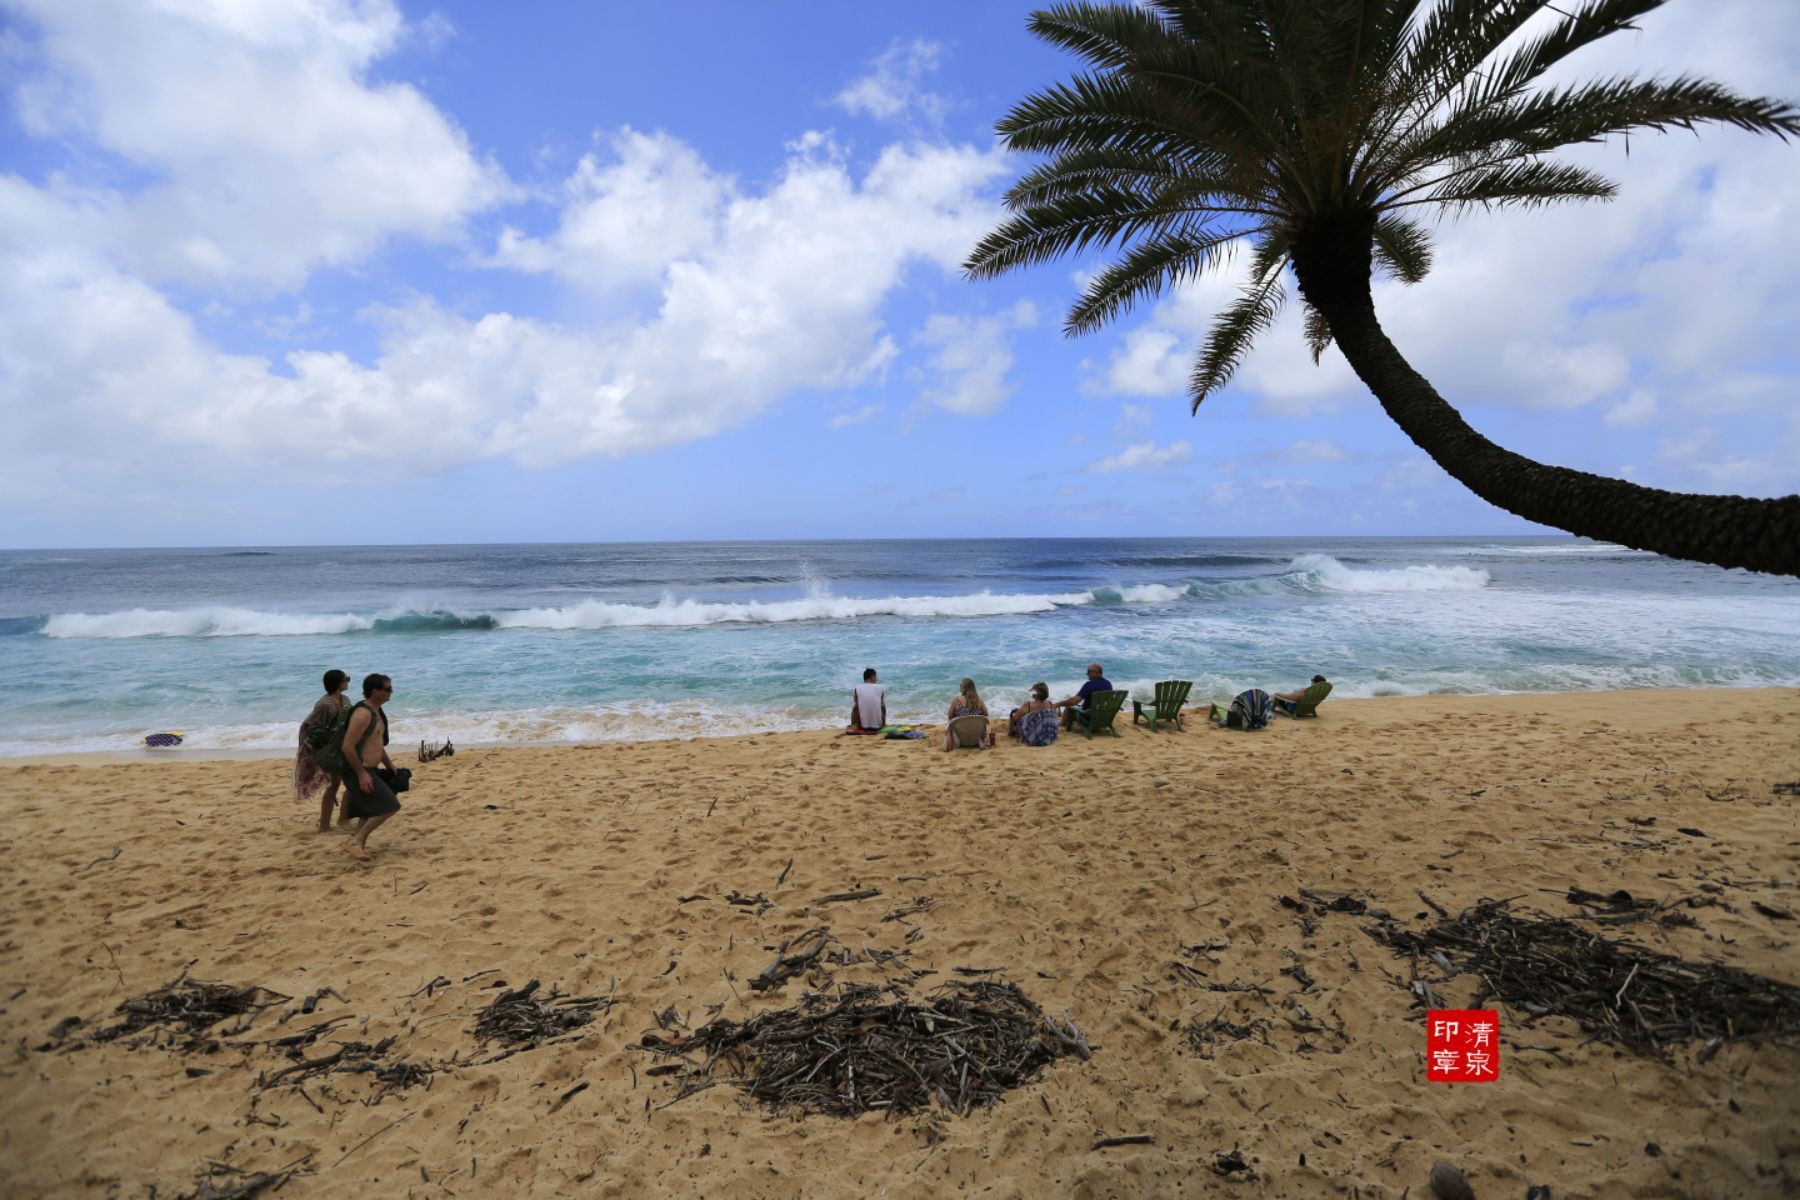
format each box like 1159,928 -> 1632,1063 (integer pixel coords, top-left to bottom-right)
31,554 -> 1489,638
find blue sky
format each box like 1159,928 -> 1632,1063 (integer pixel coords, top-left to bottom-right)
0,0 -> 1796,548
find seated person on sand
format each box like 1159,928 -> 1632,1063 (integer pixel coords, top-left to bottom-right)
1008,682 -> 1059,746
1056,662 -> 1113,730
1274,674 -> 1331,716
847,667 -> 886,733
942,677 -> 989,751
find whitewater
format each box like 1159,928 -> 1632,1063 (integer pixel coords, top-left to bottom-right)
1,537 -> 1794,755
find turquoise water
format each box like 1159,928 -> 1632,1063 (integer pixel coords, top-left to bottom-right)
0,537 -> 1794,755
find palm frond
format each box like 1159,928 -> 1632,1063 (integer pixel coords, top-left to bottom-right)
1027,2 -> 1173,70
1302,301 -> 1334,364
1371,215 -> 1433,283
964,188 -> 1247,280
1002,145 -> 1238,212
1188,236 -> 1289,408
996,72 -> 1269,170
1066,226 -> 1249,335
1380,75 -> 1800,191
1476,0 -> 1663,103
1393,159 -> 1616,211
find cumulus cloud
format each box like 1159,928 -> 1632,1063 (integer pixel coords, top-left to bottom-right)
3,0 -> 510,290
1086,439 -> 1192,474
913,300 -> 1037,416
0,124 -> 1008,474
832,38 -> 947,124
486,129 -> 727,287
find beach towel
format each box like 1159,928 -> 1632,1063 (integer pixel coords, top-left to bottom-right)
1016,708 -> 1059,746
881,725 -> 925,740
1215,689 -> 1272,730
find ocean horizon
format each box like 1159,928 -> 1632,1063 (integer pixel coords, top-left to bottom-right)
2,535 -> 1795,757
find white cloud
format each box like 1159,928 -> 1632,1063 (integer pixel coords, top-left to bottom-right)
1086,439 -> 1192,474
1112,402 -> 1154,436
833,38 -> 947,124
913,300 -> 1036,416
829,404 -> 882,429
0,129 -> 1008,474
1656,427 -> 1781,493
1275,438 -> 1348,463
4,0 -> 510,291
486,128 -> 727,287
1378,456 -> 1448,493
1604,390 -> 1658,428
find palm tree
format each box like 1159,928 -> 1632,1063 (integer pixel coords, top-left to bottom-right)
965,0 -> 1800,574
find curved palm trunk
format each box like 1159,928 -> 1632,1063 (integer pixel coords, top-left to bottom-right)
1291,216 -> 1800,577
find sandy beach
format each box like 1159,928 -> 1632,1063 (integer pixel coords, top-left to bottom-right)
1,687 -> 1796,1198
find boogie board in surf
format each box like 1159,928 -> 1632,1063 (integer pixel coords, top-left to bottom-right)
143,731 -> 185,748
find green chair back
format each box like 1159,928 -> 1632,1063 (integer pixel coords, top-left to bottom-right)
1291,680 -> 1333,717
1078,689 -> 1129,739
1132,679 -> 1193,731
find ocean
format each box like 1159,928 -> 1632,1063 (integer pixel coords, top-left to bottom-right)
0,537 -> 1794,757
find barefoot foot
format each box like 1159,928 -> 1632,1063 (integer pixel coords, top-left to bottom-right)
344,841 -> 371,863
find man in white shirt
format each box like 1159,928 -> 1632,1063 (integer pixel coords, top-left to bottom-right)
848,667 -> 886,733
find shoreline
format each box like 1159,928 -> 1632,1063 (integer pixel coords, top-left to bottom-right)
2,684 -> 1792,767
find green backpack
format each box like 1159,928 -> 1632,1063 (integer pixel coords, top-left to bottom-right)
308,702 -> 360,775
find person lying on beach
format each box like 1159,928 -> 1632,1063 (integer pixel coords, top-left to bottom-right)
847,667 -> 886,734
1057,663 -> 1112,730
1009,683 -> 1059,746
295,668 -> 350,832
340,673 -> 401,863
942,677 -> 989,750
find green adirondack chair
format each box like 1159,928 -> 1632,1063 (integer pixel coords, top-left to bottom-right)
1132,680 -> 1193,731
1072,689 -> 1128,739
1274,680 -> 1333,718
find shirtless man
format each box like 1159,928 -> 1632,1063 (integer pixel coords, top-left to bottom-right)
340,673 -> 401,863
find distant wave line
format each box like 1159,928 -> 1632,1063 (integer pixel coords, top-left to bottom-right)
28,555 -> 1492,638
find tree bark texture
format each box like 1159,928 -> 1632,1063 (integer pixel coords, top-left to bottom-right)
1290,213 -> 1800,576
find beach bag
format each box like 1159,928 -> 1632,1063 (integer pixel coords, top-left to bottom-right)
1227,689 -> 1273,731
375,766 -> 412,794
305,700 -> 354,757
311,701 -> 372,776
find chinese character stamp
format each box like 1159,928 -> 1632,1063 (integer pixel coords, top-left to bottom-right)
1427,1009 -> 1499,1082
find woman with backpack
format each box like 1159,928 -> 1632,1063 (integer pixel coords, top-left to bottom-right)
295,669 -> 351,831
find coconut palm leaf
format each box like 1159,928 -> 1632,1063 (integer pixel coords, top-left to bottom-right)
967,0 -> 1800,572
1189,237 -> 1290,407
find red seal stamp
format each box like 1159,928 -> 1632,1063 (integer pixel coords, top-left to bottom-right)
1427,1009 -> 1499,1082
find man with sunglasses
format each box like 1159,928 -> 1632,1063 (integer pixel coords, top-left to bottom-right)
340,673 -> 401,863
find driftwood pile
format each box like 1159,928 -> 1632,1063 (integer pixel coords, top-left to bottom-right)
1374,899 -> 1800,1058
470,979 -> 614,1059
90,977 -> 285,1050
636,980 -> 1091,1117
